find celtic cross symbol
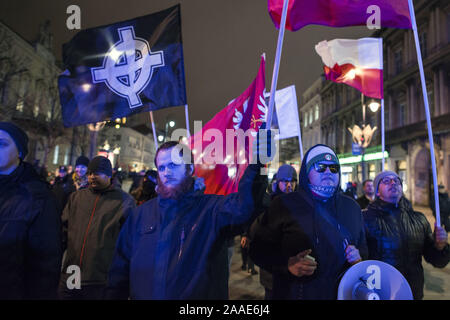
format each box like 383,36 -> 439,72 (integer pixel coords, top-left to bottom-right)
91,26 -> 164,108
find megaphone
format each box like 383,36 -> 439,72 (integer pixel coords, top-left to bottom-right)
337,260 -> 413,300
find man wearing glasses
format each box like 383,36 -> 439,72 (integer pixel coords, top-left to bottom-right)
250,144 -> 367,300
363,171 -> 449,300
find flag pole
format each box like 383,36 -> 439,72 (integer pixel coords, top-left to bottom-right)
379,38 -> 385,169
266,0 -> 289,129
408,0 -> 440,226
185,104 -> 191,138
381,99 -> 385,170
149,111 -> 159,152
291,86 -> 304,160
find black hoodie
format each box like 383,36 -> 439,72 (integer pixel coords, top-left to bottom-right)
249,144 -> 368,300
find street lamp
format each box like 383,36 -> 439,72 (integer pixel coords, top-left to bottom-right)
360,94 -> 380,182
158,135 -> 164,142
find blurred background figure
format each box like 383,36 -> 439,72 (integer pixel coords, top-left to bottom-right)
356,179 -> 375,209
131,170 -> 157,205
73,155 -> 90,190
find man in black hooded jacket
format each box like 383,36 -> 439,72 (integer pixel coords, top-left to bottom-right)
250,144 -> 367,300
0,122 -> 62,299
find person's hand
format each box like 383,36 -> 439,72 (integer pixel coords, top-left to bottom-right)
193,177 -> 206,192
345,245 -> 362,265
434,222 -> 448,250
252,126 -> 276,165
241,236 -> 248,248
288,249 -> 317,277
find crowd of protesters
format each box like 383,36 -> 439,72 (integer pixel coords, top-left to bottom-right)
0,121 -> 448,300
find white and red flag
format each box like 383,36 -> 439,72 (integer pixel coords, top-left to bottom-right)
189,54 -> 266,195
315,38 -> 383,99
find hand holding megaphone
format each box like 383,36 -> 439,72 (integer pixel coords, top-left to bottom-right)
288,249 -> 317,277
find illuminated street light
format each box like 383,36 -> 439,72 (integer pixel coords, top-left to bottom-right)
169,120 -> 175,128
158,135 -> 164,142
369,101 -> 381,113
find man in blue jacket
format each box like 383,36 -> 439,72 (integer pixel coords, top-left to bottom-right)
106,132 -> 271,299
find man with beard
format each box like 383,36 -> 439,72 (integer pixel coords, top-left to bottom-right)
356,179 -> 375,209
0,122 -> 61,299
59,156 -> 135,300
363,171 -> 449,300
106,135 -> 270,299
249,144 -> 367,300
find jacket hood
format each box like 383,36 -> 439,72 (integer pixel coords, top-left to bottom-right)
298,144 -> 341,199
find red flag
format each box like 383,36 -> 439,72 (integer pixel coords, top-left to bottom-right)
268,0 -> 412,31
189,55 -> 266,195
315,38 -> 383,99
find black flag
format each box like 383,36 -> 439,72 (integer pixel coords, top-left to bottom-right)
58,4 -> 186,127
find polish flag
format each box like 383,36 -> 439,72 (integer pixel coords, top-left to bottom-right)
189,55 -> 266,195
315,38 -> 383,99
268,0 -> 412,31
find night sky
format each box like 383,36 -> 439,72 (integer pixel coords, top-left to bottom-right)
0,0 -> 371,133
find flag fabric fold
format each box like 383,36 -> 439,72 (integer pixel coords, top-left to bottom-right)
189,55 -> 266,195
58,4 -> 186,127
268,0 -> 412,31
315,38 -> 383,99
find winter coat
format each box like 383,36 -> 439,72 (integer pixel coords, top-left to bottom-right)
363,197 -> 450,300
105,164 -> 267,300
60,184 -> 136,287
52,175 -> 76,214
0,162 -> 62,299
249,145 -> 368,300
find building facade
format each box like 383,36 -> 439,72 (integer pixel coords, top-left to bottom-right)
317,0 -> 449,204
0,20 -> 87,175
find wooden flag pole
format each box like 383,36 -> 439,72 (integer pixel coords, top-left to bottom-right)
408,0 -> 440,226
149,111 -> 158,152
266,0 -> 289,129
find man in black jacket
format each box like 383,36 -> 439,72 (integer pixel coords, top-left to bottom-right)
106,131 -> 271,300
363,170 -> 449,300
250,144 -> 367,300
0,122 -> 62,299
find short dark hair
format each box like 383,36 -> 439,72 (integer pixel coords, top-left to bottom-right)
362,179 -> 373,187
154,141 -> 194,173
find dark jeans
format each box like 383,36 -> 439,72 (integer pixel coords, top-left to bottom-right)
241,246 -> 255,271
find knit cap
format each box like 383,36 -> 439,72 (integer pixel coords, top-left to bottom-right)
373,171 -> 402,195
0,122 -> 28,159
305,145 -> 339,173
87,156 -> 112,177
75,155 -> 90,167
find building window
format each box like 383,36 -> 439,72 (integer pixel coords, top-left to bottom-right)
304,112 -> 308,127
53,145 -> 59,165
314,104 -> 319,120
33,104 -> 39,117
309,109 -> 313,125
419,31 -> 427,58
369,163 -> 376,180
47,110 -> 52,121
399,103 -> 406,127
16,99 -> 24,112
63,146 -> 69,165
394,48 -> 403,75
396,160 -> 408,192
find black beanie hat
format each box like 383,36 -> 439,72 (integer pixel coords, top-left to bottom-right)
75,155 -> 90,167
87,156 -> 112,177
0,122 -> 29,159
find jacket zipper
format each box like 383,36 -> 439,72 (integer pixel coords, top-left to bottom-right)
79,194 -> 100,268
178,225 -> 185,260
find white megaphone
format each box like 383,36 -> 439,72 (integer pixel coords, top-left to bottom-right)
337,260 -> 413,300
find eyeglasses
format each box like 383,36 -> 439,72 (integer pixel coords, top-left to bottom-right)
313,163 -> 340,174
380,177 -> 402,185
278,180 -> 296,184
